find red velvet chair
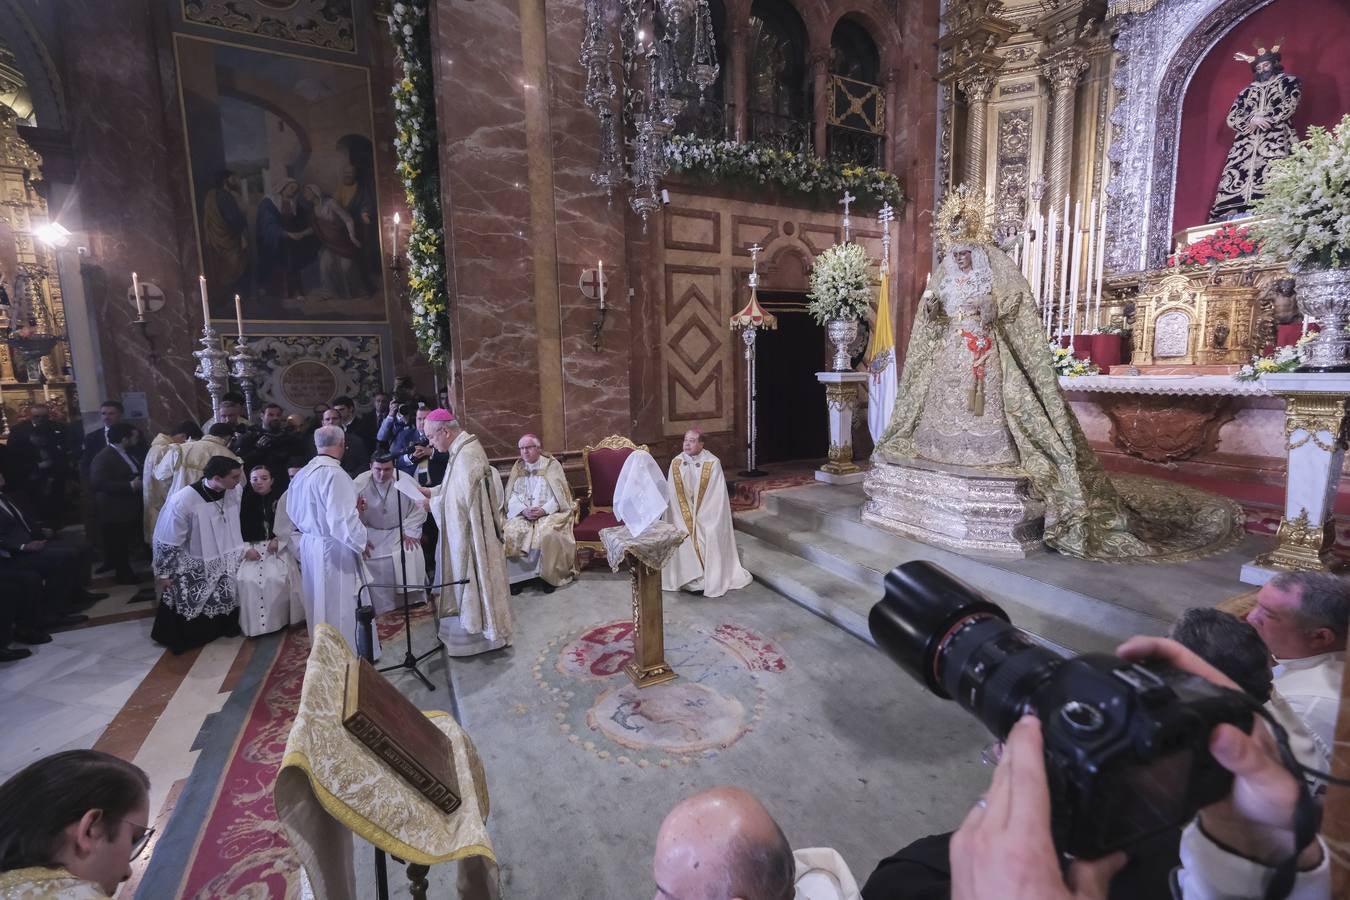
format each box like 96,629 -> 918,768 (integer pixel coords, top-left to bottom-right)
575,435 -> 649,556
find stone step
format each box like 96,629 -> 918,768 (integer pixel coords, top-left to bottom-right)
736,488 -> 1183,654
735,530 -> 878,646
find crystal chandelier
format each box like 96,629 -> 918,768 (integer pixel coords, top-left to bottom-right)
581,0 -> 720,225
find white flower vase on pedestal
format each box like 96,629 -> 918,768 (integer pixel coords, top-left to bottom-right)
826,318 -> 859,372
1296,267 -> 1350,372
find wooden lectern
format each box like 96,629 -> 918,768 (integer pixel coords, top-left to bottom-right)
599,522 -> 685,688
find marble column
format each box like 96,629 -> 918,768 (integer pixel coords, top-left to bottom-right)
815,371 -> 867,484
1240,373 -> 1350,585
810,48 -> 830,158
1042,48 -> 1088,212
958,71 -> 996,191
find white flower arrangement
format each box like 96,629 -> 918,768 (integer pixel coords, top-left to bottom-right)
807,243 -> 875,325
1251,114 -> 1350,272
1233,330 -> 1322,380
664,135 -> 905,210
1049,343 -> 1099,377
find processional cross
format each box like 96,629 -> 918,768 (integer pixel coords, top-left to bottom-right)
839,191 -> 856,243
748,243 -> 761,289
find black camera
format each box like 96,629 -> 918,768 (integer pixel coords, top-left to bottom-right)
869,561 -> 1253,859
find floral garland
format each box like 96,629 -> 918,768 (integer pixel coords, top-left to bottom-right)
1166,223 -> 1260,268
388,1 -> 448,366
1234,331 -> 1320,381
1049,344 -> 1099,377
807,242 -> 874,324
665,135 -> 905,211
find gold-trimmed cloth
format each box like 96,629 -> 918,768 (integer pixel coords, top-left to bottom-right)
0,868 -> 109,898
275,624 -> 495,900
876,246 -> 1244,563
599,522 -> 685,573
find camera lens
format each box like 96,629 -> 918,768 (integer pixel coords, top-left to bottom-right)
870,561 -> 1066,738
869,561 -> 1009,697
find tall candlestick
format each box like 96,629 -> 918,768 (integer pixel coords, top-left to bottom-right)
1093,200 -> 1107,331
1082,198 -> 1097,331
1044,210 -> 1056,337
199,274 -> 210,326
392,212 -> 401,260
1068,200 -> 1083,337
1050,204 -> 1062,337
1057,196 -> 1071,338
234,293 -> 244,337
131,271 -> 145,319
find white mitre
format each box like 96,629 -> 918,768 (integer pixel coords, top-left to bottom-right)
613,449 -> 668,537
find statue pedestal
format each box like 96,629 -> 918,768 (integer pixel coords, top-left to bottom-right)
862,457 -> 1046,558
1240,373 -> 1350,585
600,523 -> 683,688
815,371 -> 868,485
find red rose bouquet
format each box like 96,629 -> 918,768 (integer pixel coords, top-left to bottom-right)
1167,223 -> 1260,268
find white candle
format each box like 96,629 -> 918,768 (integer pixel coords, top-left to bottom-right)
42,383 -> 50,402
598,259 -> 606,310
1069,200 -> 1083,337
1048,205 -> 1060,337
392,212 -> 401,259
1057,196 -> 1070,338
234,293 -> 244,337
1093,201 -> 1107,332
131,271 -> 144,319
199,274 -> 210,326
1303,316 -> 1310,336
1082,198 -> 1097,332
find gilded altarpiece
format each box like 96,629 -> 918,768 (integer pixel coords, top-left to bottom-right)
1129,272 -> 1257,367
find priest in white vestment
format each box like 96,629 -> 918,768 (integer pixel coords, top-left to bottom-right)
503,433 -> 577,594
151,455 -> 246,653
286,425 -> 377,659
237,464 -> 303,637
142,423 -> 195,542
663,429 -> 752,598
353,452 -> 428,615
163,423 -> 241,497
422,408 -> 512,656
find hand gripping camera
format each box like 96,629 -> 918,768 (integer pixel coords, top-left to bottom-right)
869,561 -> 1254,859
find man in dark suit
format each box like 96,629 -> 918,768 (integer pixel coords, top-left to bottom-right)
351,388 -> 389,450
89,423 -> 146,584
0,470 -> 102,627
0,568 -> 47,663
80,399 -> 135,481
6,402 -> 76,525
232,402 -> 305,492
321,405 -> 370,476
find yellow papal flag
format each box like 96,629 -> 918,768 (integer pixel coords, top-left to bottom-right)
866,269 -> 898,443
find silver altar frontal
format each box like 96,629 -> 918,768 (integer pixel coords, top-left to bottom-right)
862,457 -> 1046,559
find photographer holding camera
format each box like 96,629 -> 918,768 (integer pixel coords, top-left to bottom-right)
867,563 -> 1334,900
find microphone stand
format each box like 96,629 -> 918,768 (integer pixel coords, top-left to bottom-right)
376,476 -> 444,691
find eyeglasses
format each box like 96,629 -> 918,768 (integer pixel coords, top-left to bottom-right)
118,821 -> 156,861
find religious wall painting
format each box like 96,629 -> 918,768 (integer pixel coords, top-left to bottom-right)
176,35 -> 385,323
222,333 -> 384,416
182,0 -> 358,54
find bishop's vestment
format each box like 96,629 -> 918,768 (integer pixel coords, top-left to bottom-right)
502,455 -> 577,588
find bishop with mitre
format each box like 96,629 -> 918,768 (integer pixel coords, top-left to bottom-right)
422,408 -> 513,656
503,433 -> 577,594
663,429 -> 752,598
353,451 -> 429,615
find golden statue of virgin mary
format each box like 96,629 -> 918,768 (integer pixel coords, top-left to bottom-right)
875,187 -> 1242,562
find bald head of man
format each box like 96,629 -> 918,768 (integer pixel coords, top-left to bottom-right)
652,786 -> 794,900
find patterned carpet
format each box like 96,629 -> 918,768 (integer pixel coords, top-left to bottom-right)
167,607 -> 434,899
728,470 -> 820,512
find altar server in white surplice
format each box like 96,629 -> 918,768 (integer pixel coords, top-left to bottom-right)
286,425 -> 377,659
353,452 -> 428,615
503,433 -> 577,593
421,408 -> 513,657
236,464 -> 303,637
663,429 -> 752,598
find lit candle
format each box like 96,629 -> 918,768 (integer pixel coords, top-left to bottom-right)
598,259 -> 606,310
199,274 -> 210,326
1068,200 -> 1083,337
1082,198 -> 1097,332
1093,200 -> 1107,332
234,293 -> 244,337
393,212 -> 401,259
131,271 -> 145,319
1057,195 -> 1070,339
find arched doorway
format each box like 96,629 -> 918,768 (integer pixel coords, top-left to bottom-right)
752,246 -> 827,464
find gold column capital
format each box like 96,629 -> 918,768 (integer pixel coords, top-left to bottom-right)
1040,48 -> 1088,94
1279,391 -> 1350,452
